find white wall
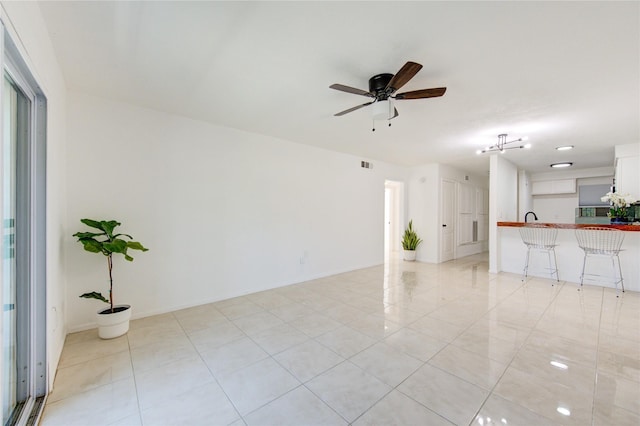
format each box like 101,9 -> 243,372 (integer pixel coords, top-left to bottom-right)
489,154 -> 518,273
0,1 -> 68,389
65,92 -> 407,331
407,163 -> 488,263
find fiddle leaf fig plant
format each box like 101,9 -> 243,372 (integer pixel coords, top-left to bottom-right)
401,219 -> 422,251
73,219 -> 148,313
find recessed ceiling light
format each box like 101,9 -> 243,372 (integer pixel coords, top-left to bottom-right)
550,162 -> 573,168
556,145 -> 574,151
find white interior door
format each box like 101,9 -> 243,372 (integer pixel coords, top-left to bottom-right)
441,179 -> 455,262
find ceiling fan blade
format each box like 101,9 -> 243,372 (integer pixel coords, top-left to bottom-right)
385,61 -> 423,93
395,87 -> 447,100
334,101 -> 374,116
329,84 -> 374,98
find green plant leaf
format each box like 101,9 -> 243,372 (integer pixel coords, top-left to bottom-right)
79,291 -> 109,304
80,219 -> 105,230
73,231 -> 106,239
127,241 -> 149,252
79,239 -> 104,254
100,220 -> 121,238
103,238 -> 128,254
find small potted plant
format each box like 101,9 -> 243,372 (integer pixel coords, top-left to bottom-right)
401,219 -> 422,261
73,219 -> 148,339
601,192 -> 638,223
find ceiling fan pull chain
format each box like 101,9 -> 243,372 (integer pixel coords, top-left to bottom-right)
372,119 -> 375,132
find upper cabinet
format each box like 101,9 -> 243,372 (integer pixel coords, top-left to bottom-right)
615,143 -> 640,198
531,178 -> 576,195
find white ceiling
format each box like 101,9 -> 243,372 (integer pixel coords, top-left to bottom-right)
38,1 -> 639,176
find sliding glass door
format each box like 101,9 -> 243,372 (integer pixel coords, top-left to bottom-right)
1,26 -> 47,426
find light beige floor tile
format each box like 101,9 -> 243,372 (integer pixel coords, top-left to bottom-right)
64,328 -> 100,346
350,342 -> 423,387
595,371 -> 640,415
107,413 -> 142,426
509,344 -> 596,394
371,304 -> 425,326
475,394 -> 558,426
347,314 -> 402,340
199,337 -> 269,376
49,350 -> 133,403
383,327 -> 447,362
274,339 -> 344,382
451,330 -> 522,364
523,330 -> 597,367
187,320 -> 245,352
429,344 -> 508,390
134,356 -> 214,409
217,299 -> 265,320
173,307 -> 228,334
43,253 -> 640,426
246,290 -> 294,310
353,389 -> 453,426
244,385 -> 347,426
397,363 -> 488,426
141,382 -> 240,426
289,312 -> 342,337
58,335 -> 129,368
598,349 -> 640,382
323,303 -> 369,324
231,310 -> 284,335
268,302 -> 313,322
126,320 -> 186,349
305,361 -> 391,422
250,322 -> 309,355
407,315 -> 466,342
593,398 -> 640,426
598,333 -> 640,359
128,313 -> 178,331
217,358 -> 300,415
493,365 -> 593,425
41,378 -> 138,426
314,325 -> 377,358
130,334 -> 198,374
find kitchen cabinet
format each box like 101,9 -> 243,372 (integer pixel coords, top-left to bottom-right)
531,179 -> 576,195
616,154 -> 639,198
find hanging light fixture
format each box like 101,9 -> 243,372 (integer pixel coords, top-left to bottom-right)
476,133 -> 531,154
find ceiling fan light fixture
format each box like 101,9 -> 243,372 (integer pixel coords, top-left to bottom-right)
372,99 -> 391,120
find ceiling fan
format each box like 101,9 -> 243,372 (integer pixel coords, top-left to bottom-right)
329,61 -> 446,120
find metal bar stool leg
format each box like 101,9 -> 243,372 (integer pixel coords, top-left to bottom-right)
579,254 -> 587,289
615,254 -> 624,294
522,247 -> 530,282
551,249 -> 559,282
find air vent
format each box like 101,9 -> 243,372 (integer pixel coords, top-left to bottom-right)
360,161 -> 373,169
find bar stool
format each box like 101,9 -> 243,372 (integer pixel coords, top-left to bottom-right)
575,227 -> 625,295
519,224 -> 559,283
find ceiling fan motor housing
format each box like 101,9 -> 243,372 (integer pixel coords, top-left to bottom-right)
369,73 -> 393,99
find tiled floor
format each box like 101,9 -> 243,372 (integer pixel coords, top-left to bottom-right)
41,253 -> 640,426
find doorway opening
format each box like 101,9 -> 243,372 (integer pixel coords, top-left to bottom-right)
384,180 -> 404,260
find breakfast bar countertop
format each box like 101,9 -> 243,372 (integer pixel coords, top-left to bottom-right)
497,221 -> 640,232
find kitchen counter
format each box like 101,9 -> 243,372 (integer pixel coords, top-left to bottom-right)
498,221 -> 640,231
497,222 -> 639,291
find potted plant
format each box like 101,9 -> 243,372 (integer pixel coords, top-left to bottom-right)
401,219 -> 422,261
73,219 -> 148,339
601,192 -> 638,223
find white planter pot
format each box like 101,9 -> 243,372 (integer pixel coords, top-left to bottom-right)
96,304 -> 132,339
403,250 -> 417,261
